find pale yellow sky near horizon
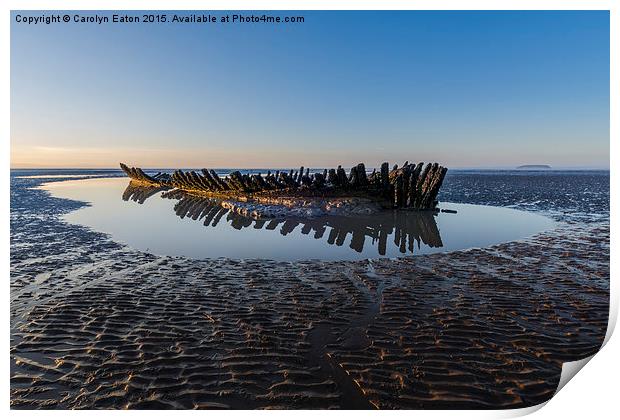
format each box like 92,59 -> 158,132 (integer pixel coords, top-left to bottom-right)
10,145 -> 422,169
10,144 -> 610,170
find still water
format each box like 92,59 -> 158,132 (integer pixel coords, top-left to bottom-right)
41,177 -> 555,261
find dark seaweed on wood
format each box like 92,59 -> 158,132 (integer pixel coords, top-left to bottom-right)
119,161 -> 447,210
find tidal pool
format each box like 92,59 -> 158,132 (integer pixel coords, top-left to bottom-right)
41,177 -> 555,261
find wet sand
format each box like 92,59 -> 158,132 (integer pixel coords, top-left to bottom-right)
10,171 -> 609,409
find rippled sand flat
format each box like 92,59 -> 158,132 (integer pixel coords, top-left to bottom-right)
10,170 -> 609,409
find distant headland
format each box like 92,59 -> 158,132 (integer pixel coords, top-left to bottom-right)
516,165 -> 552,170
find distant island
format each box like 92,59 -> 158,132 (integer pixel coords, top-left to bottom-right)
516,165 -> 552,170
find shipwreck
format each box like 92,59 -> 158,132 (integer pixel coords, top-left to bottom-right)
119,161 -> 448,212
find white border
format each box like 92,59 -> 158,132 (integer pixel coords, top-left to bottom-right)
2,1 -> 616,419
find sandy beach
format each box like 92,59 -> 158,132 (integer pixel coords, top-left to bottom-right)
9,170 -> 609,409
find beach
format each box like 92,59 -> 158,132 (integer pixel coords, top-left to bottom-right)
10,170 -> 609,409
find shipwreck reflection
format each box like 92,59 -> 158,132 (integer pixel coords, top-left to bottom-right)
122,181 -> 170,204
122,182 -> 443,256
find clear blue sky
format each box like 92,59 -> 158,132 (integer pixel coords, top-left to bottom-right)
11,10 -> 609,169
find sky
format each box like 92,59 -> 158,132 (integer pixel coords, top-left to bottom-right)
10,10 -> 610,169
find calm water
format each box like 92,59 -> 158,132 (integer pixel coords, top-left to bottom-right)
40,177 -> 555,261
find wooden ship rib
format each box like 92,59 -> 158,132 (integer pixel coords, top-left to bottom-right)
119,161 -> 447,210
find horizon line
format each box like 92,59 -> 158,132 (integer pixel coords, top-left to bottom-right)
9,165 -> 611,171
